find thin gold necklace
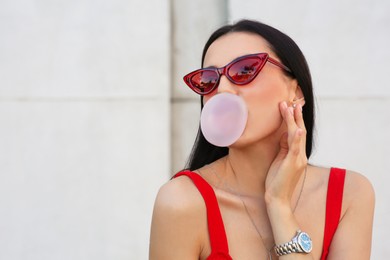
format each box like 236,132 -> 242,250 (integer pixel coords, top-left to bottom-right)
208,160 -> 307,260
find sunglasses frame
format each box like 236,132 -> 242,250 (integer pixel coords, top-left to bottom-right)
183,53 -> 292,96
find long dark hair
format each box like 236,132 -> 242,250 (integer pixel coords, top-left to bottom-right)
185,19 -> 315,171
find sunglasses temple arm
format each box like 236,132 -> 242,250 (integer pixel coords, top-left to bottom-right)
267,57 -> 292,73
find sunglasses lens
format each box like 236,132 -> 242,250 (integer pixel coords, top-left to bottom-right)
190,70 -> 219,94
228,58 -> 263,83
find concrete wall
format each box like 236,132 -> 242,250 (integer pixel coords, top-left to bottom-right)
170,0 -> 227,173
0,0 -> 388,259
0,0 -> 169,259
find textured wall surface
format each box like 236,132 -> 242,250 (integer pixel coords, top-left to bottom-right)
0,0 -> 169,259
170,0 -> 228,173
227,0 -> 389,258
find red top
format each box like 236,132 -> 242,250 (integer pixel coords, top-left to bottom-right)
173,167 -> 346,260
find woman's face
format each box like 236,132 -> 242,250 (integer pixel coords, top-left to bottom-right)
203,32 -> 300,147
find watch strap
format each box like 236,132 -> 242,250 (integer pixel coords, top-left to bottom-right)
274,230 -> 305,256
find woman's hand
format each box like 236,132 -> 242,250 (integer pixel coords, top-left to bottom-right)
265,101 -> 307,209
264,101 -> 313,256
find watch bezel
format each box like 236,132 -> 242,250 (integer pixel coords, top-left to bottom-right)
297,231 -> 312,253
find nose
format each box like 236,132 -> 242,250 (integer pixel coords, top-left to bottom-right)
217,75 -> 238,95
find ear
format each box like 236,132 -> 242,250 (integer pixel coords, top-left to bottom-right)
288,79 -> 305,107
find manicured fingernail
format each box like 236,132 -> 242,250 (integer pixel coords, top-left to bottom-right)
298,104 -> 302,112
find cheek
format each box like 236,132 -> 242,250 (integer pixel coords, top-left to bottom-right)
242,82 -> 289,137
246,98 -> 282,132
203,89 -> 218,104
247,83 -> 285,117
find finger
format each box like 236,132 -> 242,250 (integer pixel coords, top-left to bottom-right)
280,102 -> 298,144
280,102 -> 298,131
294,104 -> 306,131
280,102 -> 297,128
294,104 -> 307,153
287,128 -> 304,158
274,132 -> 289,162
282,128 -> 306,181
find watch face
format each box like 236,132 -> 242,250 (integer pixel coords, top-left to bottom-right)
298,232 -> 312,253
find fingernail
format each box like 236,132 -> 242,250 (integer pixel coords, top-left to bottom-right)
298,104 -> 303,112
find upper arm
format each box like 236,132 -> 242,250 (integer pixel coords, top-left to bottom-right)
327,170 -> 375,260
149,177 -> 207,260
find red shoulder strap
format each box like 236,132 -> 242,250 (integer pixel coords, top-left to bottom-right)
321,167 -> 346,260
173,171 -> 231,258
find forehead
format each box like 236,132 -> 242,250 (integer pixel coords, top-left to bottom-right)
203,32 -> 274,67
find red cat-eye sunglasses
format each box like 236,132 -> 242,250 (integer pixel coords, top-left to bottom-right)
183,53 -> 292,96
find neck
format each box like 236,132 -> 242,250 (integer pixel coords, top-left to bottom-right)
222,133 -> 281,197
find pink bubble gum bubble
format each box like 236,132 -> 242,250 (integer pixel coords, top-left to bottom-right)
201,93 -> 248,147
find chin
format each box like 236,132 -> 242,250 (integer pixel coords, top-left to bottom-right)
229,128 -> 282,149
228,135 -> 262,149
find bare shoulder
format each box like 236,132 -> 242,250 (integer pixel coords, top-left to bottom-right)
153,174 -> 206,215
149,173 -> 207,260
345,169 -> 375,192
322,169 -> 375,259
305,165 -> 375,216
307,165 -> 375,200
343,169 -> 375,209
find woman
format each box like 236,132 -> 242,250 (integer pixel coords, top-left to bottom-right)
149,20 -> 375,259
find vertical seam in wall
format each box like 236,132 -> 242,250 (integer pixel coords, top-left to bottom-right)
169,0 -> 175,175
224,0 -> 230,22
